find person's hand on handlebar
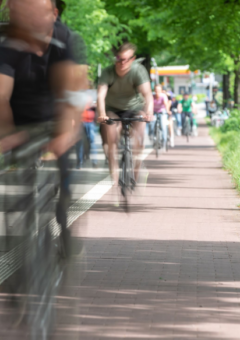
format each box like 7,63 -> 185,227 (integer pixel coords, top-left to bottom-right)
98,115 -> 109,123
0,131 -> 29,154
144,113 -> 153,122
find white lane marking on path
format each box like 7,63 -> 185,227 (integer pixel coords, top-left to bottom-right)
0,147 -> 153,284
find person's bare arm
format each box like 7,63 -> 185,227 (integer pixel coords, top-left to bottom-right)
97,84 -> 108,122
163,97 -> 169,113
49,61 -> 89,157
138,82 -> 153,121
168,100 -> 172,114
178,103 -> 182,113
0,74 -> 15,137
70,64 -> 89,91
191,101 -> 196,114
0,74 -> 29,152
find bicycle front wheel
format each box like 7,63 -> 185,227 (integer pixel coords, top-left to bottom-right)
121,151 -> 133,212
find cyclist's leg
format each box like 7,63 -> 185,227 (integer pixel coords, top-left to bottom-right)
168,115 -> 174,147
182,112 -> 186,132
100,124 -> 109,164
132,111 -> 146,181
106,111 -> 121,185
176,112 -> 182,128
160,111 -> 168,149
188,112 -> 194,130
75,126 -> 84,168
148,118 -> 155,140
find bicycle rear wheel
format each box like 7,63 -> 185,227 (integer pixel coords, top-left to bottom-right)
186,119 -> 190,143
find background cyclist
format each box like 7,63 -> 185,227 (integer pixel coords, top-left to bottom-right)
178,92 -> 195,134
153,84 -> 169,152
97,42 -> 153,189
170,94 -> 181,136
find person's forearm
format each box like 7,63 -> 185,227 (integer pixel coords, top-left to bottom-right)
97,97 -> 107,118
144,93 -> 153,116
168,101 -> 172,112
0,99 -> 15,137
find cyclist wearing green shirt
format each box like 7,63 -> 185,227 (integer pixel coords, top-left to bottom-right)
178,92 -> 195,132
97,43 -> 153,189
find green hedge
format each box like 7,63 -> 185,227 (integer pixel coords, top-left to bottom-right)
210,110 -> 240,191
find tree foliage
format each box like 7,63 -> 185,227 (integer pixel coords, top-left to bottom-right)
63,0 -> 240,101
62,0 -> 129,75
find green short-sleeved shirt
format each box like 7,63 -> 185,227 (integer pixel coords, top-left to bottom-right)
180,98 -> 193,113
99,62 -> 150,112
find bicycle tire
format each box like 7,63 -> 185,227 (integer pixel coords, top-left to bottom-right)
186,118 -> 190,143
120,151 -> 132,212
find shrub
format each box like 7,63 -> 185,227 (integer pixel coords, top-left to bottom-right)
220,110 -> 240,133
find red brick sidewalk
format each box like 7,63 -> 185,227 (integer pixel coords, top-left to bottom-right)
52,120 -> 240,339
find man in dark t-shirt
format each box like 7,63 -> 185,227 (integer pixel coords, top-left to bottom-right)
0,10 -> 87,127
0,0 -> 88,254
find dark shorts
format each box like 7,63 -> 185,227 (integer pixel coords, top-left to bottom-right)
107,109 -> 141,119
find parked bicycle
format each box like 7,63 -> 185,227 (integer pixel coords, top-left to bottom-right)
106,115 -> 145,211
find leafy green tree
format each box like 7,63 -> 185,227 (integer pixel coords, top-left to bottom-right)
62,0 -> 128,79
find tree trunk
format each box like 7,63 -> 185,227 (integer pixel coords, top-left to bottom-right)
234,68 -> 239,107
233,57 -> 240,108
222,73 -> 230,108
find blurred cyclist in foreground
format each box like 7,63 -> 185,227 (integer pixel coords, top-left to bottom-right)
0,0 -> 88,253
97,43 -> 153,192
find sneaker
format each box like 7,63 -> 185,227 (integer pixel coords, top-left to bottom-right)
76,161 -> 83,169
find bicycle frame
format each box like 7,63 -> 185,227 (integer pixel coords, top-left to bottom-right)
106,115 -> 145,210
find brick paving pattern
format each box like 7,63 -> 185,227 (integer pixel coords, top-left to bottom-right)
2,120 -> 240,339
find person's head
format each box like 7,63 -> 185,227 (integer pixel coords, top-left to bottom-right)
155,84 -> 163,96
183,92 -> 189,100
8,0 -> 58,38
115,42 -> 136,76
56,0 -> 66,17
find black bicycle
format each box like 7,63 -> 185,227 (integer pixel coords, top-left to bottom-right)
106,115 -> 145,211
154,112 -> 170,158
2,128 -> 66,340
182,113 -> 191,142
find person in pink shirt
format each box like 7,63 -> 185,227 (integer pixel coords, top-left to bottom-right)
149,84 -> 169,151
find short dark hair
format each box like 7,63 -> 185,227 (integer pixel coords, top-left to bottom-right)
117,42 -> 137,55
56,0 -> 66,16
50,0 -> 56,6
